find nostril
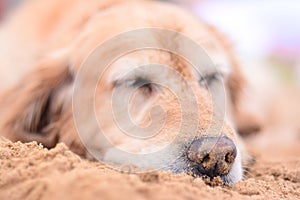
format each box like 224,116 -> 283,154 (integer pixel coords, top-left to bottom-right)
225,152 -> 235,164
202,154 -> 210,163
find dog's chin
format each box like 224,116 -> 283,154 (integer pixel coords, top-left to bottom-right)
100,145 -> 243,185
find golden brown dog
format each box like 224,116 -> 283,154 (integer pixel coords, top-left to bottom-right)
0,0 -> 260,184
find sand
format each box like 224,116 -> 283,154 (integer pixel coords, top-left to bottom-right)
0,132 -> 299,200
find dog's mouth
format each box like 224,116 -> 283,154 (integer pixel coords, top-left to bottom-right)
165,160 -> 242,186
100,135 -> 243,185
187,165 -> 231,186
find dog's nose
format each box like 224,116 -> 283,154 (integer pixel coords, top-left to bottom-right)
187,136 -> 237,177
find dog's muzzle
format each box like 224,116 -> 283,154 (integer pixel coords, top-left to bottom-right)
187,136 -> 237,178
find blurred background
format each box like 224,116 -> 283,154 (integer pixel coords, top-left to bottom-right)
1,0 -> 299,85
0,0 -> 299,144
171,0 -> 300,88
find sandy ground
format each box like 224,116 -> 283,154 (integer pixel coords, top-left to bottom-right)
0,88 -> 299,200
0,132 -> 299,200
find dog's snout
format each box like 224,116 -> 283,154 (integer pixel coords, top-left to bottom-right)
187,136 -> 237,177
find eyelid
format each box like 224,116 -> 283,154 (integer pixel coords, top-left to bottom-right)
113,77 -> 152,88
199,72 -> 223,86
131,78 -> 152,88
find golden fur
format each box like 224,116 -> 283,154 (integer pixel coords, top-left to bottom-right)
0,0 -> 260,184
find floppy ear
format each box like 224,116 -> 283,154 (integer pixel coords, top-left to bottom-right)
205,25 -> 262,136
226,61 -> 262,136
0,59 -> 75,149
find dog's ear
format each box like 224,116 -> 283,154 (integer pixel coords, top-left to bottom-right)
226,61 -> 263,136
0,59 -> 75,149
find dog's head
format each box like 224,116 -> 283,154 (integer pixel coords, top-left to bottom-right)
90,48 -> 244,184
0,1 -> 259,184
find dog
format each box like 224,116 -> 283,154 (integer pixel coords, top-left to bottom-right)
0,0 -> 260,184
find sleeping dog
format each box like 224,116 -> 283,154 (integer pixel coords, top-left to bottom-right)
0,0 -> 260,184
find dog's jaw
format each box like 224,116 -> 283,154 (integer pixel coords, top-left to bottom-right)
100,141 -> 243,185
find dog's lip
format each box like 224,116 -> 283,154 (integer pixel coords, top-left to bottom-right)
186,165 -> 231,185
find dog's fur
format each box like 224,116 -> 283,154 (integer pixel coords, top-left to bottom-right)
0,0 -> 260,184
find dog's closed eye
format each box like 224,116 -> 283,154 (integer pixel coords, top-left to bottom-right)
131,78 -> 155,95
114,77 -> 158,96
199,72 -> 223,88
